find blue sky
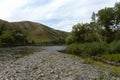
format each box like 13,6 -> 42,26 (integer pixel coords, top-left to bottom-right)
0,0 -> 119,32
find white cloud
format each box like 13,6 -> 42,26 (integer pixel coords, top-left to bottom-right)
0,0 -> 31,19
0,0 -> 119,31
52,18 -> 82,32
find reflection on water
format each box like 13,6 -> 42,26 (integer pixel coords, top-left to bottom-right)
0,47 -> 42,61
0,46 -> 65,61
41,46 -> 66,51
0,47 -> 42,55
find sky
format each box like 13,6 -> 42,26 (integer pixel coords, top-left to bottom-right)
0,0 -> 120,32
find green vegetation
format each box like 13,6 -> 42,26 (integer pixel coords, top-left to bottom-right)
11,21 -> 67,45
0,20 -> 67,46
83,57 -> 120,76
32,65 -> 38,70
101,53 -> 120,63
66,42 -> 107,56
60,50 -> 120,76
0,23 -> 27,46
66,2 -> 120,65
66,41 -> 120,63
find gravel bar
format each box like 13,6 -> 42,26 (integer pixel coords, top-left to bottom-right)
0,50 -> 120,80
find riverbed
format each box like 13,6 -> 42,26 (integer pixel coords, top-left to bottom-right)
0,46 -> 119,80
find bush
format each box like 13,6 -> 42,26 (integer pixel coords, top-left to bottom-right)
66,43 -> 83,54
110,41 -> 120,53
67,42 -> 109,56
67,41 -> 120,56
0,32 -> 14,45
83,42 -> 102,55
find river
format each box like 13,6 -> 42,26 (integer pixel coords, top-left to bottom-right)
0,46 -> 66,62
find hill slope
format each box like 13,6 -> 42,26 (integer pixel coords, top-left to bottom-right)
0,19 -> 67,44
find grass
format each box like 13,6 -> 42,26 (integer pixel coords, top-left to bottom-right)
100,53 -> 120,63
66,42 -> 108,56
66,41 -> 120,63
110,41 -> 120,53
83,57 -> 120,76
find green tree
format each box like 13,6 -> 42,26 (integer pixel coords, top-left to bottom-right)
0,23 -> 6,35
114,2 -> 120,29
91,12 -> 96,22
97,7 -> 114,32
113,2 -> 120,41
12,29 -> 27,45
66,34 -> 74,45
1,31 -> 14,45
66,23 -> 89,44
73,23 -> 86,43
97,7 -> 115,42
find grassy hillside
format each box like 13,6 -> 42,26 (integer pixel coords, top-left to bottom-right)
0,19 -> 67,45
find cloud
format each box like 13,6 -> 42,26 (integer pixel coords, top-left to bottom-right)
0,0 -> 31,19
0,0 -> 119,32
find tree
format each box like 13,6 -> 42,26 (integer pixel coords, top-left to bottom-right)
97,7 -> 115,43
97,7 -> 114,32
91,12 -> 96,22
73,23 -> 85,43
68,23 -> 89,43
12,29 -> 27,45
66,34 -> 74,45
1,31 -> 14,45
0,23 -> 6,35
114,2 -> 120,30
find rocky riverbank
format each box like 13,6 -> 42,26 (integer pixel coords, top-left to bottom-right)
0,48 -> 120,80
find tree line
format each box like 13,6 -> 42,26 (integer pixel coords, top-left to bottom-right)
66,2 -> 120,44
66,2 -> 120,64
0,23 -> 27,46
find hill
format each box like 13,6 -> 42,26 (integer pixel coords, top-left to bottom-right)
0,19 -> 67,45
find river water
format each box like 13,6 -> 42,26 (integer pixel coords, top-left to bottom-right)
0,46 -> 66,61
41,46 -> 66,51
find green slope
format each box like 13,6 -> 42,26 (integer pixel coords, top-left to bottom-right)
0,19 -> 67,44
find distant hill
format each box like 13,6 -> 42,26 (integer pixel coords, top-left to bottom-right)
0,19 -> 67,45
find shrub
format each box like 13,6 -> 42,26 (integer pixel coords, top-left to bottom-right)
110,41 -> 120,53
67,42 -> 109,56
83,42 -> 108,55
66,43 -> 83,55
67,41 -> 120,56
0,32 -> 14,45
